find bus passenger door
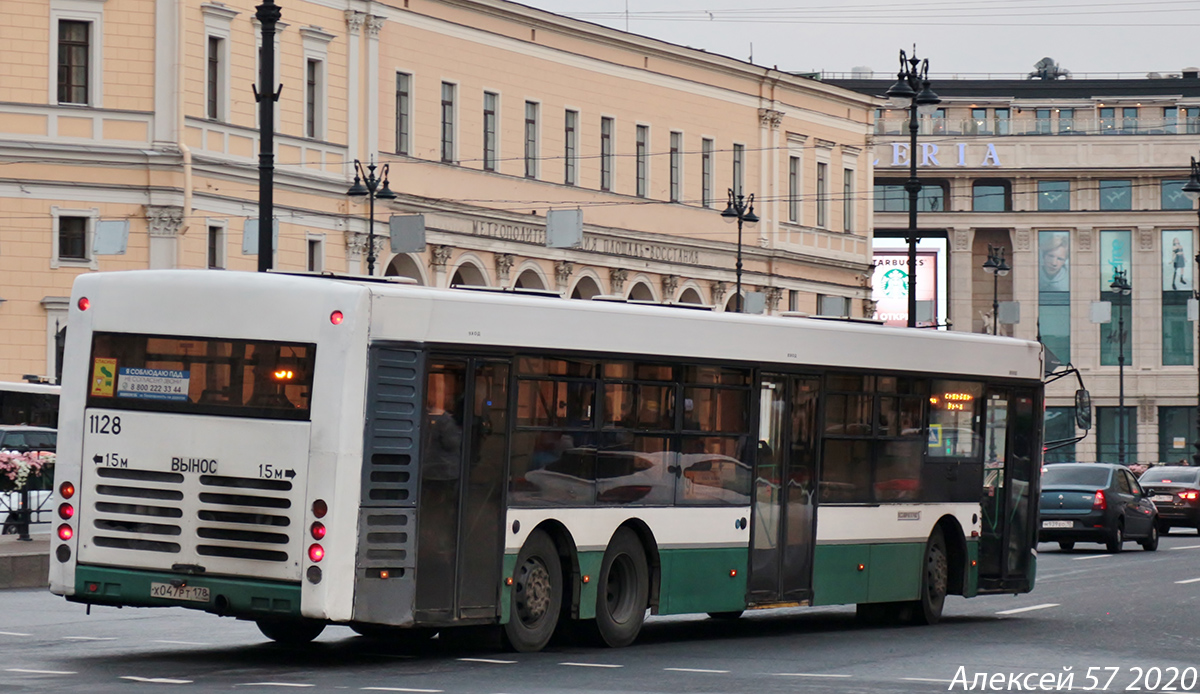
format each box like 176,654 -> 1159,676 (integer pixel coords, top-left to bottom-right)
977,387 -> 1037,592
414,358 -> 509,623
748,374 -> 819,604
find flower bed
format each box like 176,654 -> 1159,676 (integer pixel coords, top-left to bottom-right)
0,451 -> 55,493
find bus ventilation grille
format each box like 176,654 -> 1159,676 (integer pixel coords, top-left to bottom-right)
362,347 -> 421,507
90,467 -> 185,554
358,509 -> 416,568
195,475 -> 293,562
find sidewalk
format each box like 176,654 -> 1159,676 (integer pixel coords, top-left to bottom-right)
0,532 -> 50,589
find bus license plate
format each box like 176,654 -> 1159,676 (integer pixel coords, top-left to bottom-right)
1041,520 -> 1072,529
150,582 -> 210,603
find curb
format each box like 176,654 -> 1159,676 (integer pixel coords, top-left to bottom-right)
0,551 -> 49,590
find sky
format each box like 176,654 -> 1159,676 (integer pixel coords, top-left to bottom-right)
516,0 -> 1200,79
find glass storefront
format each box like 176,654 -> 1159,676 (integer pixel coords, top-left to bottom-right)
1038,231 -> 1071,364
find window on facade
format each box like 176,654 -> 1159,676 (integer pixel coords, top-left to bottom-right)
1163,229 -> 1194,365
787,156 -> 799,223
1043,407 -> 1076,464
1100,107 -> 1116,133
1164,106 -> 1179,134
929,108 -> 946,134
207,226 -> 224,269
565,110 -> 578,185
57,20 -> 90,105
1122,107 -> 1139,133
1038,180 -> 1070,211
843,169 -> 854,232
874,180 -> 946,212
1099,180 -> 1132,210
733,143 -> 744,197
818,295 -> 849,317
635,124 -> 648,197
1185,107 -> 1200,134
1038,231 -> 1071,364
972,180 -> 1010,212
482,92 -> 498,171
994,108 -> 1010,135
669,132 -> 682,202
206,37 -> 223,120
1035,108 -> 1052,134
1158,406 -> 1197,465
395,72 -> 411,155
524,101 -> 539,179
1100,230 -> 1132,366
307,237 -> 323,272
58,216 -> 88,261
600,116 -> 614,192
440,82 -> 456,163
1162,179 -> 1192,210
1097,406 -> 1137,464
1058,108 -> 1075,134
305,59 -> 321,138
971,108 -> 989,134
816,162 -> 828,227
701,138 -> 713,207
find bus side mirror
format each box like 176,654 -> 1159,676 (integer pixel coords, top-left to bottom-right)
1074,389 -> 1092,431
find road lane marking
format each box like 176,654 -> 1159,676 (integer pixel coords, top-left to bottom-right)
560,662 -> 622,668
1170,544 -> 1200,550
457,658 -> 516,664
0,631 -> 31,637
664,668 -> 730,674
5,668 -> 77,675
61,636 -> 118,641
121,676 -> 193,684
1175,577 -> 1200,584
153,640 -> 211,646
996,603 -> 1060,615
903,678 -> 955,683
361,688 -> 443,693
774,673 -> 852,678
236,684 -> 315,688
1071,555 -> 1111,561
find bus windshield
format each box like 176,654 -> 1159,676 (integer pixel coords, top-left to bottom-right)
86,332 -> 316,420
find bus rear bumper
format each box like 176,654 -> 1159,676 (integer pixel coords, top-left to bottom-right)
70,564 -> 303,620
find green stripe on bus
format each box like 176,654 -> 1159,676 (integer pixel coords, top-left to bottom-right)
811,542 -> 924,606
656,547 -> 747,615
73,565 -> 302,618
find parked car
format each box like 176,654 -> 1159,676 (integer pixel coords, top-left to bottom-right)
1038,463 -> 1158,552
0,425 -> 56,453
1138,466 -> 1200,534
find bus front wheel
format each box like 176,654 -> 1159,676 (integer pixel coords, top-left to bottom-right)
912,527 -> 948,625
504,529 -> 563,653
595,528 -> 649,648
256,617 -> 326,645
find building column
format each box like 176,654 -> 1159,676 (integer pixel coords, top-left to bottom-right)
146,205 -> 185,269
948,227 -> 974,332
1012,226 -> 1036,341
366,15 -> 385,157
344,11 -> 365,164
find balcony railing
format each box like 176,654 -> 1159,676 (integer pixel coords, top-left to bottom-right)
875,116 -> 1200,137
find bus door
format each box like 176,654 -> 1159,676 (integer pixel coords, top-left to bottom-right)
748,374 -> 819,604
414,357 -> 510,623
977,387 -> 1038,592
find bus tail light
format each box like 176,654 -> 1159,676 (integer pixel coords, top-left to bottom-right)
308,544 -> 325,562
77,297 -> 90,311
59,481 -> 75,499
1092,490 -> 1107,511
311,522 -> 326,540
330,311 -> 344,325
312,499 -> 327,518
57,524 -> 73,541
58,503 -> 74,520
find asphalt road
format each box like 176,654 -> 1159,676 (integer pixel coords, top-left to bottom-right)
3,532 -> 1200,694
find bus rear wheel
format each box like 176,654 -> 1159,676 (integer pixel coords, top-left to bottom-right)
912,527 -> 948,625
256,617 -> 326,645
504,529 -> 562,653
595,528 -> 649,648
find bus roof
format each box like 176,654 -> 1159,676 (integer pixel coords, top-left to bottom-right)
71,270 -> 1043,382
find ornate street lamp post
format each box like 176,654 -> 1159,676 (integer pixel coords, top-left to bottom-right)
1180,156 -> 1200,464
982,244 -> 1011,336
346,159 -> 397,276
720,189 -> 759,312
1111,269 -> 1132,465
884,47 -> 940,327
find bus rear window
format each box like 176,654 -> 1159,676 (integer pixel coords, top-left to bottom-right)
87,332 -> 315,420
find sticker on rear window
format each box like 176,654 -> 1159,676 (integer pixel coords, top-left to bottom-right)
116,367 -> 190,401
91,358 -> 117,397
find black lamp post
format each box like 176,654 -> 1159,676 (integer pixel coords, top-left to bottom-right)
1111,268 -> 1132,465
884,47 -> 940,327
1181,157 -> 1200,465
346,159 -> 397,276
720,189 -> 759,312
254,0 -> 282,272
982,244 -> 1010,336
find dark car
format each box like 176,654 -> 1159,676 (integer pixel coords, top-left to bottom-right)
0,425 -> 57,453
1138,466 -> 1200,534
1038,463 -> 1158,552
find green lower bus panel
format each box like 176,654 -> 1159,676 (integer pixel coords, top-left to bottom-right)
812,543 -> 923,606
73,565 -> 302,618
866,543 -> 923,602
657,547 -> 747,615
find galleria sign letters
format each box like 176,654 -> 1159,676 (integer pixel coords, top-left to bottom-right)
875,142 -> 1002,168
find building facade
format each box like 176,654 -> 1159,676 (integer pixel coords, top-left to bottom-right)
830,73 -> 1200,466
0,0 -> 876,384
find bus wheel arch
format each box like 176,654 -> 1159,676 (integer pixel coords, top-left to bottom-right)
935,515 -> 968,596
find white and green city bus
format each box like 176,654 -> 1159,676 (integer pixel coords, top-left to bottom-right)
50,270 -> 1043,650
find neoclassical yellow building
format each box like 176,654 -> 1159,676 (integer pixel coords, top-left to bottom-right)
0,0 -> 876,382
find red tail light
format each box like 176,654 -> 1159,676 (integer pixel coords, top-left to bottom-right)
308,544 -> 325,562
1093,489 -> 1107,510
312,499 -> 328,518
1181,491 -> 1199,501
59,481 -> 75,499
58,503 -> 74,520
57,524 -> 73,541
330,311 -> 344,325
77,297 -> 90,311
310,522 -> 326,540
